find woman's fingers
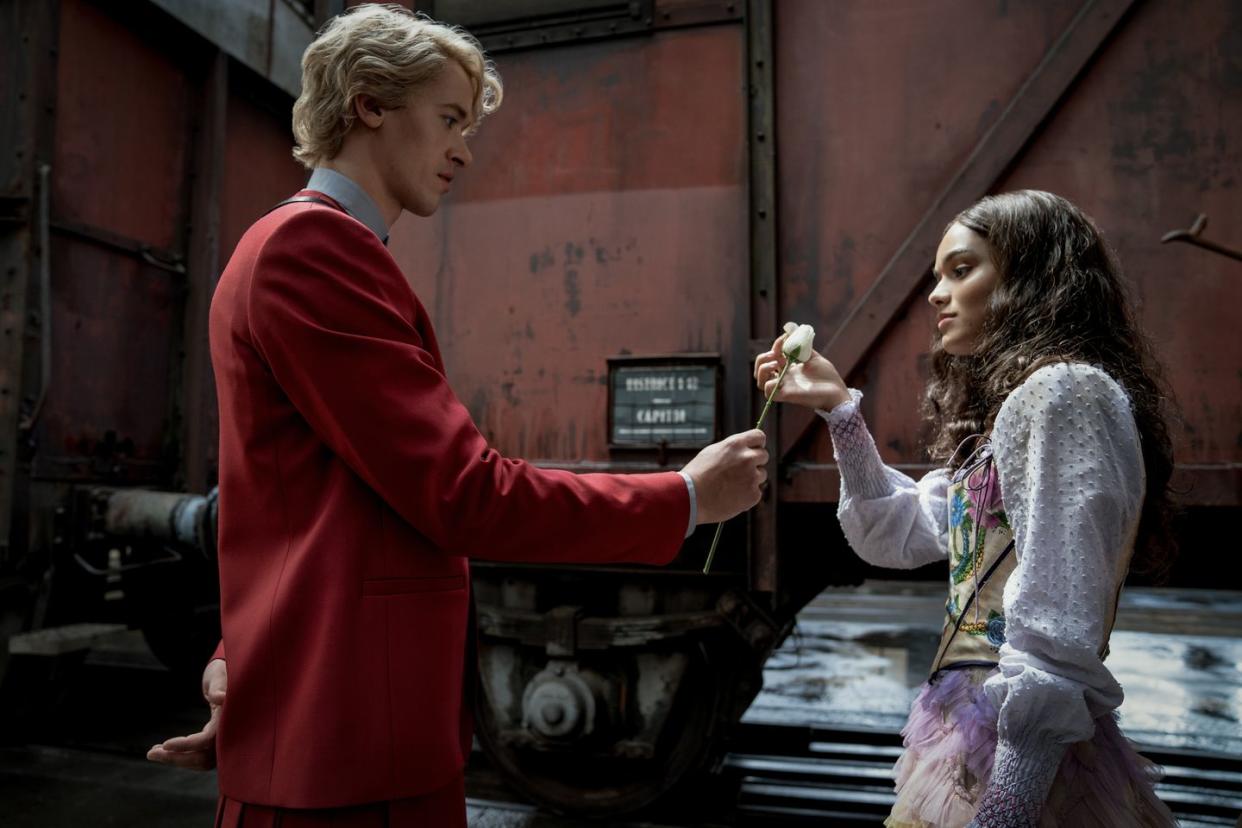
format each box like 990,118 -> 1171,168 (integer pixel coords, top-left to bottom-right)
753,352 -> 772,383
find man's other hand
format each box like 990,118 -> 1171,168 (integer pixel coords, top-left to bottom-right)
146,657 -> 227,771
682,429 -> 768,524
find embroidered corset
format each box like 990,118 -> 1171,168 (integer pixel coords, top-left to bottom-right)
929,446 -> 1120,677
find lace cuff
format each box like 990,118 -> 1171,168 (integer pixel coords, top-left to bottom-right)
817,389 -> 893,501
968,737 -> 1065,827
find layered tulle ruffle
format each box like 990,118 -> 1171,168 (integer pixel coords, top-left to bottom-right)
884,668 -> 1176,828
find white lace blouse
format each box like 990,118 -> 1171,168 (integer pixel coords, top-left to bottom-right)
821,362 -> 1145,806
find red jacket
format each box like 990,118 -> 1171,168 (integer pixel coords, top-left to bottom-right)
208,192 -> 688,807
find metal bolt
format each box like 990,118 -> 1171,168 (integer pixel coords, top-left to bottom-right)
756,131 -> 766,141
758,208 -> 767,218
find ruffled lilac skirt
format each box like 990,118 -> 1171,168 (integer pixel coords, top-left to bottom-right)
885,668 -> 1176,828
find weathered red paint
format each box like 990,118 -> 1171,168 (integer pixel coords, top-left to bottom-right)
42,239 -> 177,468
219,93 -> 307,260
774,0 -> 1240,503
392,26 -> 749,462
26,0 -> 1240,501
41,0 -> 193,476
53,0 -> 193,251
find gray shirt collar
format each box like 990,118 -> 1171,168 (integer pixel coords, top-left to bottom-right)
306,167 -> 390,244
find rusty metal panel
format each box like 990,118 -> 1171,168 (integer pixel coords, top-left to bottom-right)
774,0 -> 1240,506
993,0 -> 1242,472
774,0 -> 1085,461
390,26 -> 748,463
32,0 -> 201,486
36,238 -> 178,481
53,0 -> 194,251
219,92 -> 306,262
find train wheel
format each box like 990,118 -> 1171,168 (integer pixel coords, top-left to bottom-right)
474,639 -> 727,816
120,550 -> 219,682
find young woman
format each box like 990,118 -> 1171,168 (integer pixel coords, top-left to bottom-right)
754,190 -> 1177,827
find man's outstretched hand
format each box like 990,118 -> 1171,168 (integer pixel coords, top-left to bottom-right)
682,429 -> 768,525
146,657 -> 227,771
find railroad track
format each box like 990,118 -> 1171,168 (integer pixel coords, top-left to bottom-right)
722,722 -> 1242,827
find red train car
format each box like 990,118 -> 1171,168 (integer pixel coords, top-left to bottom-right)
1,0 -> 1237,815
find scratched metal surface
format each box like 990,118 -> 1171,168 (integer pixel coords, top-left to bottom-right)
773,0 -> 1241,483
390,26 -> 749,462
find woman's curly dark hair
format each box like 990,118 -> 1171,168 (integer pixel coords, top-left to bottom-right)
923,190 -> 1177,580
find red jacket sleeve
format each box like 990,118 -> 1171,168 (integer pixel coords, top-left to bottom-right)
246,210 -> 689,565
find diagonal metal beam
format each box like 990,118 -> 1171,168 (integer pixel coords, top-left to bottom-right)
780,0 -> 1139,464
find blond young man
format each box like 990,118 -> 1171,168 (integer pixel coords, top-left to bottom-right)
146,6 -> 767,824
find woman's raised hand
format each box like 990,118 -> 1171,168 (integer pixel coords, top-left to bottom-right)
753,332 -> 851,411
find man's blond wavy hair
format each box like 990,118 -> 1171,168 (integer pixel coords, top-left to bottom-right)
292,4 -> 503,169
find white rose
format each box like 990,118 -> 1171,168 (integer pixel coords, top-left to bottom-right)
782,323 -> 815,363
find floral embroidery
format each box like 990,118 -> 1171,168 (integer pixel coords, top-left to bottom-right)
949,489 -> 970,529
986,612 -> 1007,647
950,523 -> 983,585
960,612 -> 1007,651
965,464 -> 1006,530
938,452 -> 1017,669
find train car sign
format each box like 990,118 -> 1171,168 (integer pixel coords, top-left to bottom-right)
607,355 -> 721,450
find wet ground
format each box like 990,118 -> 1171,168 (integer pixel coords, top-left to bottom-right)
2,581 -> 1239,826
746,581 -> 1242,757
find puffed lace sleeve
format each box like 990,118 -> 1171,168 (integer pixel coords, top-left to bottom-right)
818,390 -> 950,569
970,363 -> 1144,826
